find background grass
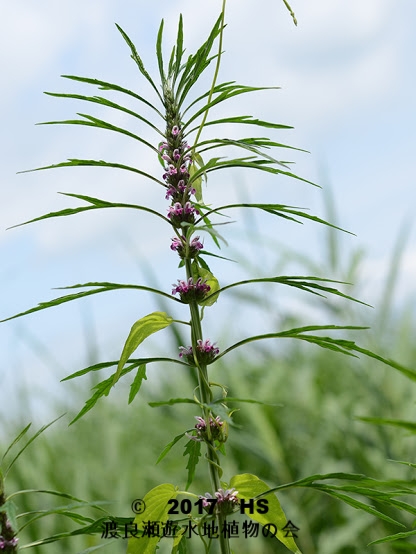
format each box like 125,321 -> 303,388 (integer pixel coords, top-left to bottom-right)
1,196 -> 416,554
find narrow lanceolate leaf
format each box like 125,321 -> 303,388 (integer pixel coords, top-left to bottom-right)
187,115 -> 293,134
0,283 -> 179,323
4,415 -> 65,477
62,357 -> 189,382
115,24 -> 163,102
176,14 -> 223,107
211,397 -> 282,407
369,529 -> 416,545
18,159 -> 166,188
37,113 -> 158,153
356,417 -> 416,432
8,192 -> 169,230
156,19 -> 165,82
217,325 -> 416,380
44,92 -> 163,135
200,204 -> 357,236
230,474 -> 302,554
149,398 -> 199,408
282,0 -> 298,25
183,86 -> 283,129
183,440 -> 201,490
156,431 -> 190,465
69,362 -> 142,424
189,158 -> 318,189
195,137 -> 293,169
206,275 -> 370,307
61,75 -> 164,117
128,365 -> 147,404
265,472 -> 413,528
127,484 -> 179,554
1,423 -> 32,464
114,312 -> 173,386
172,15 -> 184,83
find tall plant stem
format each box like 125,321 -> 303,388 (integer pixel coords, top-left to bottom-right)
185,260 -> 230,554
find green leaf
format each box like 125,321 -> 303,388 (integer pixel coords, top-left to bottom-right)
115,24 -> 162,102
176,15 -> 223,107
37,113 -> 158,153
216,325 -> 370,362
189,163 -> 203,203
171,528 -> 187,554
44,91 -> 162,135
149,398 -> 199,407
9,192 -> 169,230
209,275 -> 370,307
156,431 -> 189,465
356,417 -> 416,432
114,312 -> 173,386
0,283 -> 178,324
1,499 -> 18,530
183,440 -> 201,490
369,529 -> 416,545
230,474 -> 302,554
69,362 -> 141,424
1,423 -> 32,464
128,365 -> 147,404
127,484 -> 179,554
18,159 -> 165,188
156,19 -> 165,82
62,357 -> 188,382
60,74 -> 163,117
4,415 -> 65,477
282,0 -> 298,26
173,15 -> 184,82
197,267 -> 220,306
188,114 -> 293,133
211,397 -> 282,407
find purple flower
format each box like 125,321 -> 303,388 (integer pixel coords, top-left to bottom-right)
179,345 -> 193,359
199,488 -> 239,515
184,201 -> 199,215
190,415 -> 225,441
172,277 -> 210,303
167,202 -> 183,218
170,237 -> 183,251
178,338 -> 219,364
165,187 -> 176,199
172,125 -> 180,136
0,536 -> 19,550
173,149 -> 181,161
197,339 -> 219,356
190,237 -> 203,251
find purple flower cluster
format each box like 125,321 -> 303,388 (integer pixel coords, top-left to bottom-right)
0,536 -> 18,550
170,236 -> 203,259
199,488 -> 239,515
189,415 -> 225,442
160,125 -> 196,224
172,277 -> 210,303
179,339 -> 219,364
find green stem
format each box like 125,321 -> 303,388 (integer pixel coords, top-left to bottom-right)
185,260 -> 230,554
185,5 -> 230,552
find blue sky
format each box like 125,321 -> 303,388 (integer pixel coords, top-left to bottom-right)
1,0 -> 415,423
